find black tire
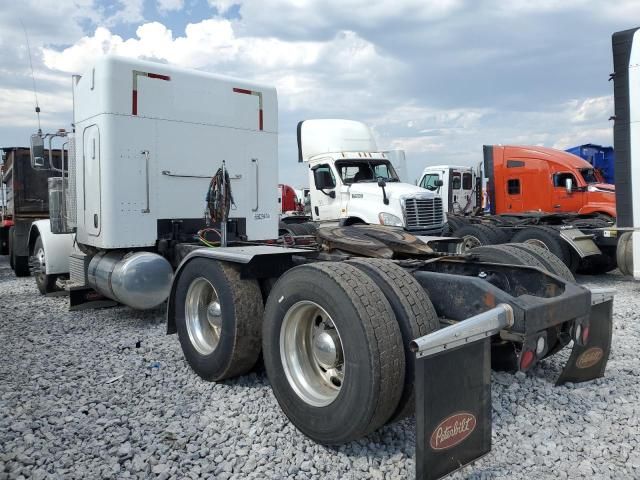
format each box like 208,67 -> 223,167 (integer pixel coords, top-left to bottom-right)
445,215 -> 467,234
174,258 -> 263,381
473,244 -> 570,358
577,251 -> 618,275
482,224 -> 510,243
282,223 -> 306,236
10,226 -> 30,277
453,224 -> 507,249
32,236 -> 58,295
510,226 -> 578,272
506,243 -> 574,282
472,244 -> 547,270
262,262 -> 405,444
293,222 -> 316,235
14,255 -> 30,277
0,227 -> 8,255
346,258 -> 439,422
617,232 -> 633,276
8,227 -> 14,270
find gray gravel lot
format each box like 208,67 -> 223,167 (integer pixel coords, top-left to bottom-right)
1,254 -> 639,479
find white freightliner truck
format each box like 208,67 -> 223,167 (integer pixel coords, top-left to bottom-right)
299,120 -> 446,235
31,55 -> 614,479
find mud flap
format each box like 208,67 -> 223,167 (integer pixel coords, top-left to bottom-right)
411,305 -> 513,480
415,339 -> 491,480
556,288 -> 614,385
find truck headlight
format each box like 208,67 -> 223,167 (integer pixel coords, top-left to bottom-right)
378,212 -> 403,227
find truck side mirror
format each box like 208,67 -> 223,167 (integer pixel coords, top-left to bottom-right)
565,177 -> 573,194
435,179 -> 444,187
313,169 -> 336,190
312,167 -> 336,198
30,134 -> 45,169
377,177 -> 386,188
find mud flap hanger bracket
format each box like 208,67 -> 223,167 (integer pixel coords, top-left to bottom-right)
410,304 -> 514,358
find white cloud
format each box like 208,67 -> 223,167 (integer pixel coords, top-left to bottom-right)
157,0 -> 185,13
0,87 -> 72,128
42,19 -> 402,116
207,0 -> 240,14
567,95 -> 613,124
103,0 -> 145,26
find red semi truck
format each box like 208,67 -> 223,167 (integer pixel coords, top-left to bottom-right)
419,145 -> 619,274
484,145 -> 615,218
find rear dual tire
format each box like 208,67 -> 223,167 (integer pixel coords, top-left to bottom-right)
453,224 -> 508,250
510,226 -> 579,272
346,258 -> 438,423
262,262 -> 406,444
472,243 -> 573,358
174,258 -> 263,381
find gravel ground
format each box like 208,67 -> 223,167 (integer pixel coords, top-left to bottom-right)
0,254 -> 639,479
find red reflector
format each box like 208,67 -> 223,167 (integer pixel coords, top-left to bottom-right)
581,326 -> 590,344
147,73 -> 171,81
233,87 -> 252,95
132,90 -> 138,115
520,350 -> 535,371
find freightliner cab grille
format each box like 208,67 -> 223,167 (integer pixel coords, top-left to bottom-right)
403,197 -> 444,229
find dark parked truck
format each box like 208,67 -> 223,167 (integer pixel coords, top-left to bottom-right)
0,147 -> 63,276
566,144 -> 615,185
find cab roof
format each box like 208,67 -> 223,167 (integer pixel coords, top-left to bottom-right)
496,145 -> 594,170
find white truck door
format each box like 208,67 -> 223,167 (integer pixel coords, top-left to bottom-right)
83,125 -> 101,236
460,171 -> 475,212
310,164 -> 340,221
449,170 -> 463,213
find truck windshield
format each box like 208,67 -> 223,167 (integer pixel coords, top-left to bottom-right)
335,160 -> 400,184
580,168 -> 603,184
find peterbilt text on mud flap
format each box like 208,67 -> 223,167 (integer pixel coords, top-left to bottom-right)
409,265 -> 613,480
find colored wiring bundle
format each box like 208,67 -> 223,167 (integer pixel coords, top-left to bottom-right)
198,227 -> 222,247
206,166 -> 234,224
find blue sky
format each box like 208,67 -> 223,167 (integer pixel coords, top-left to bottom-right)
0,0 -> 637,186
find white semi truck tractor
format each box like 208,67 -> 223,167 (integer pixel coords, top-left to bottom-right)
30,56 -> 615,478
30,55 -> 279,308
298,119 -> 446,235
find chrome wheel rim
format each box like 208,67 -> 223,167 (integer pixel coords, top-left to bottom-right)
33,246 -> 46,281
280,301 -> 345,407
462,234 -> 482,250
185,277 -> 222,355
524,239 -> 549,251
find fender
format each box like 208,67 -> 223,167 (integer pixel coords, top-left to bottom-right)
578,204 -> 617,218
29,220 -> 74,275
166,245 -> 311,334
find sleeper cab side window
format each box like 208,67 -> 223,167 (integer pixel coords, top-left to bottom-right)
314,164 -> 336,189
462,173 -> 472,190
451,173 -> 461,190
553,173 -> 577,189
507,178 -> 520,195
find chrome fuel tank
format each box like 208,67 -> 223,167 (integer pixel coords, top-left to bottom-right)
87,251 -> 173,310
